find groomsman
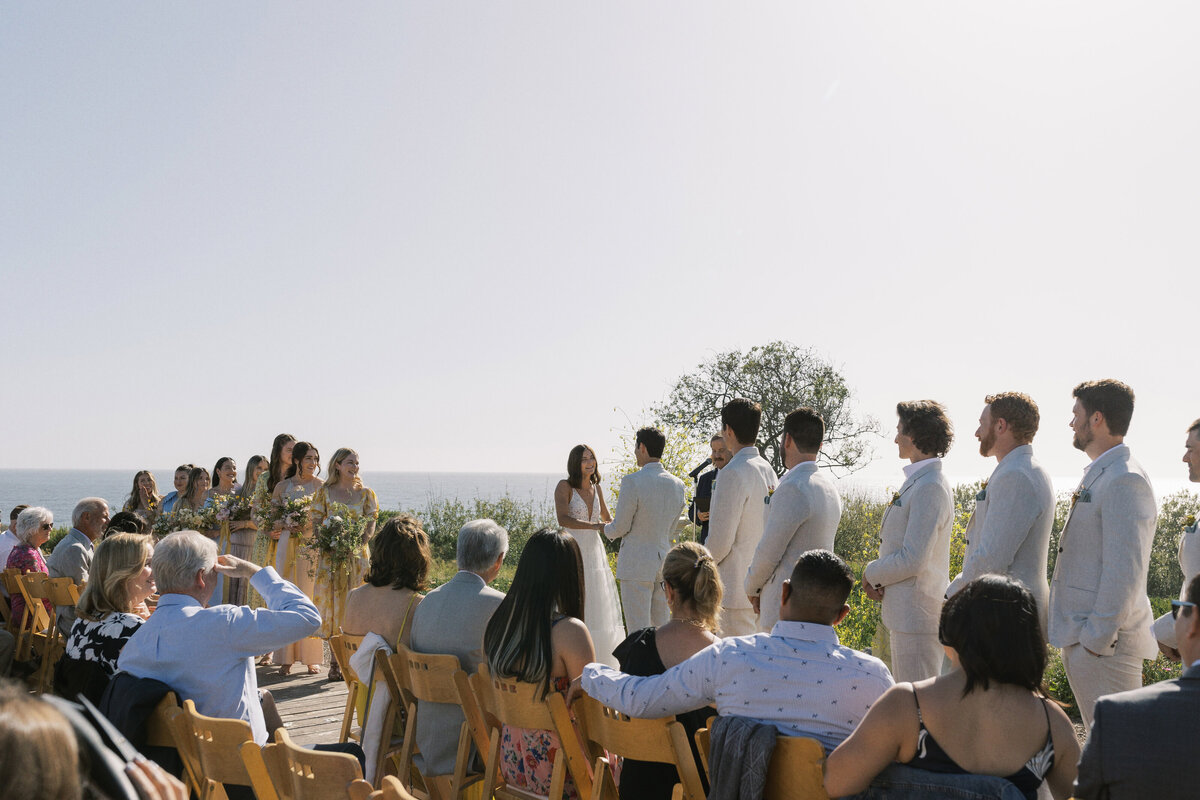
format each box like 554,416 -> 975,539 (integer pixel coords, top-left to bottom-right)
744,407 -> 842,631
1152,418 -> 1200,659
863,401 -> 954,682
1049,379 -> 1158,731
706,398 -> 777,636
946,392 -> 1055,637
605,427 -> 686,631
688,435 -> 730,545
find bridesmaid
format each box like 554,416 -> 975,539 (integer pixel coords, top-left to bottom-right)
176,467 -> 211,513
227,455 -> 267,605
272,441 -> 324,675
122,471 -> 160,525
310,447 -> 378,681
204,457 -> 239,604
249,433 -> 296,619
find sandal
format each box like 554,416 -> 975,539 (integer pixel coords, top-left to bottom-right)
278,665 -> 292,676
307,664 -> 321,675
257,655 -> 273,667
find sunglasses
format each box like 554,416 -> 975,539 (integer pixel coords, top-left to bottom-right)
1170,600 -> 1196,619
40,523 -> 54,531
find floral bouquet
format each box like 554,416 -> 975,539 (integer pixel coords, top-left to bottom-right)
151,512 -> 175,540
253,501 -> 279,533
214,494 -> 253,523
278,496 -> 313,535
304,502 -> 367,576
175,507 -> 215,533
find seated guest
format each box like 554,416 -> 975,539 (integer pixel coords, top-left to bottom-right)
342,514 -> 430,651
105,511 -> 149,538
410,518 -> 508,776
118,531 -> 322,746
48,497 -> 110,635
576,549 -> 893,753
1074,573 -> 1200,800
484,529 -> 595,800
59,533 -> 156,702
7,506 -> 55,626
0,504 -> 28,598
824,574 -> 1079,800
614,541 -> 722,800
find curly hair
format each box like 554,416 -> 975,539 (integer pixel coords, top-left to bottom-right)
985,392 -> 1040,445
896,400 -> 954,458
365,514 -> 431,591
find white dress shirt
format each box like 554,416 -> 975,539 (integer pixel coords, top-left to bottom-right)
581,620 -> 893,753
118,567 -> 321,744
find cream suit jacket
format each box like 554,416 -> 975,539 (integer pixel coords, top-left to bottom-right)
707,446 -> 778,610
1153,516 -> 1200,649
863,460 -> 953,635
1048,445 -> 1157,659
604,462 -> 686,582
744,461 -> 842,630
946,445 -> 1054,636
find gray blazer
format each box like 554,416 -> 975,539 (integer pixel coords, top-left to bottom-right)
409,571 -> 505,776
707,447 -> 778,611
1048,445 -> 1158,658
744,462 -> 842,630
1074,663 -> 1200,800
46,528 -> 93,635
946,445 -> 1054,636
863,460 -> 953,635
604,462 -> 686,582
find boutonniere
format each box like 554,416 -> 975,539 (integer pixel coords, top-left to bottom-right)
1071,489 -> 1093,507
1185,514 -> 1197,533
975,480 -> 989,502
890,491 -> 902,508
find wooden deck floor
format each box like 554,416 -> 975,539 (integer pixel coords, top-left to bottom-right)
257,663 -> 350,747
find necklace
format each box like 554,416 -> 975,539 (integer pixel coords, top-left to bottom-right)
671,616 -> 709,629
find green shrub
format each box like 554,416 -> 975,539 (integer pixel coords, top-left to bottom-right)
41,526 -> 72,556
382,494 -> 557,567
1149,491 -> 1200,598
1043,647 -> 1076,718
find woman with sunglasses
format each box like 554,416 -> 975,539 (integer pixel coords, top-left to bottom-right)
6,507 -> 56,626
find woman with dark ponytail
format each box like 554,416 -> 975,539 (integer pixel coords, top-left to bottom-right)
613,540 -> 723,799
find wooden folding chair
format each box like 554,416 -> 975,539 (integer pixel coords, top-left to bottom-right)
14,572 -> 52,664
572,695 -> 705,800
35,577 -> 81,692
389,646 -> 484,800
367,775 -> 423,800
470,665 -> 593,800
693,724 -> 829,800
272,727 -> 373,800
181,698 -> 275,800
369,649 -> 411,783
244,741 -> 290,800
0,568 -> 16,630
330,632 -> 367,744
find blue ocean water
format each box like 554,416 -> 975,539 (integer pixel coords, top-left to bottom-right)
0,469 -> 561,526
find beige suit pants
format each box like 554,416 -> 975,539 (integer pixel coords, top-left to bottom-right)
889,631 -> 944,683
720,607 -> 757,637
1062,642 -> 1144,731
620,579 -> 668,632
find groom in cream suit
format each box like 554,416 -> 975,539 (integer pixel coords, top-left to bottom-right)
1050,379 -> 1158,731
745,407 -> 842,631
605,427 -> 686,632
707,398 -> 778,636
863,400 -> 954,682
946,392 -> 1055,637
1153,418 -> 1200,659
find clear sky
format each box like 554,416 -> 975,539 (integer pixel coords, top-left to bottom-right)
3,3 -> 1195,496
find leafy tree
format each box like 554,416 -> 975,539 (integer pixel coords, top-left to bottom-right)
653,341 -> 880,475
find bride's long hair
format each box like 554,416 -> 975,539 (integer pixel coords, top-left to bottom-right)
484,529 -> 585,699
566,444 -> 601,490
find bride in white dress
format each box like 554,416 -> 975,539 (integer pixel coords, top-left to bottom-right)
554,444 -> 626,667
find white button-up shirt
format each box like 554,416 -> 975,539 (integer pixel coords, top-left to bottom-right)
581,620 -> 893,752
118,567 -> 321,744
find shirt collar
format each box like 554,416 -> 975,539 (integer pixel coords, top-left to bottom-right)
641,461 -> 666,473
769,620 -> 840,644
729,446 -> 758,465
153,592 -> 205,610
902,457 -> 941,481
1084,443 -> 1127,475
454,570 -> 487,586
69,528 -> 95,550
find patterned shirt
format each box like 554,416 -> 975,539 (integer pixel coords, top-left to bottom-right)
581,620 -> 894,753
65,612 -> 143,676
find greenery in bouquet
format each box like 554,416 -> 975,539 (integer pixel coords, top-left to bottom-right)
304,502 -> 367,576
213,493 -> 252,523
278,496 -> 313,534
174,506 -> 216,533
151,512 -> 175,540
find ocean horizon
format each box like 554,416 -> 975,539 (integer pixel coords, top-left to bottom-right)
1,468 -> 1193,528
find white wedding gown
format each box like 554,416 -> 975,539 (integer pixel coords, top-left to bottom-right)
565,489 -> 626,667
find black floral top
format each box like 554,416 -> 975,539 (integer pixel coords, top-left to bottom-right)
64,612 -> 144,676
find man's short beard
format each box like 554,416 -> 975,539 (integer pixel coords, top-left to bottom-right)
978,430 -> 996,457
1073,423 -> 1093,452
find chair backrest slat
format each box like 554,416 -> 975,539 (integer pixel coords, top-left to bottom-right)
181,698 -> 257,788
274,727 -> 365,799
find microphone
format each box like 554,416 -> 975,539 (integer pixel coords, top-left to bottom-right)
688,458 -> 712,480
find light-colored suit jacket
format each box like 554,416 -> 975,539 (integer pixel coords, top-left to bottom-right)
409,571 -> 505,775
744,462 -> 842,630
1154,516 -> 1200,649
707,447 -> 778,610
46,528 -> 93,634
1074,663 -> 1200,800
604,462 -> 686,583
863,460 -> 953,635
1048,444 -> 1157,658
946,445 -> 1054,636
